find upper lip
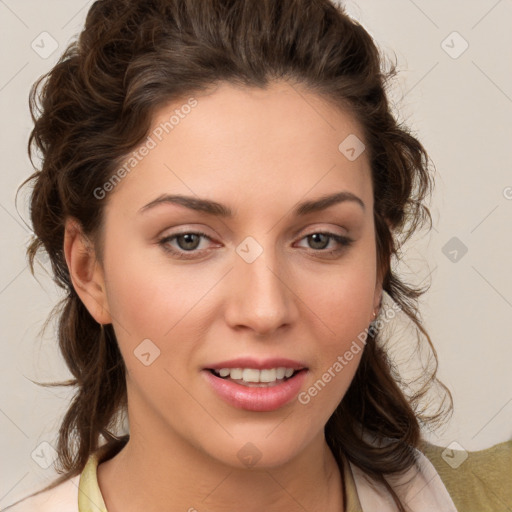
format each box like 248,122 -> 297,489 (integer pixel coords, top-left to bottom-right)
205,357 -> 308,371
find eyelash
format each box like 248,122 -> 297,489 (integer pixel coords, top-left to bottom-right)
157,230 -> 354,260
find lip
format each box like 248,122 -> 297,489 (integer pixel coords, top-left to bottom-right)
203,368 -> 308,412
205,357 -> 307,371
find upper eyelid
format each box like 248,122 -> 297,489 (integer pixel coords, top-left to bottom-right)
159,222 -> 350,239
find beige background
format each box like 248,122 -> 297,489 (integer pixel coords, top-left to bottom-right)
1,0 -> 511,506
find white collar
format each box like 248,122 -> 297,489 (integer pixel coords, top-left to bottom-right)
350,447 -> 458,511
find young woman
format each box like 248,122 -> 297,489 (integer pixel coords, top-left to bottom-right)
7,0 -> 511,511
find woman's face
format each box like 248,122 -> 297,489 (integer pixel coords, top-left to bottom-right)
80,81 -> 382,468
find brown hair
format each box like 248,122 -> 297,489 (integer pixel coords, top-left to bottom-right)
18,0 -> 451,510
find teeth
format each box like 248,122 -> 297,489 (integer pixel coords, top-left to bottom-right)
242,369 -> 260,382
259,369 -> 276,382
230,368 -> 243,380
212,367 -> 299,383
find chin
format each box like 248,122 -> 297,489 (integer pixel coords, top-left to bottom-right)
198,429 -> 312,471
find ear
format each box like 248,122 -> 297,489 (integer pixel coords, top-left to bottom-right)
372,277 -> 383,319
63,218 -> 112,325
372,217 -> 392,319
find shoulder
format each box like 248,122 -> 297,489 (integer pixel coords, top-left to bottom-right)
419,439 -> 512,512
3,475 -> 80,512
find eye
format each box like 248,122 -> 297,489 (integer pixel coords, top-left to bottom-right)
157,230 -> 354,260
158,231 -> 213,259
295,232 -> 354,257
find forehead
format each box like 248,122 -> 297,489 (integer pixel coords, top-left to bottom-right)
106,81 -> 372,218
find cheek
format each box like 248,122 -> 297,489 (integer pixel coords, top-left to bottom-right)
102,241 -> 218,381
295,248 -> 376,403
103,242 -> 200,336
299,351 -> 362,418
296,315 -> 365,428
297,250 -> 377,342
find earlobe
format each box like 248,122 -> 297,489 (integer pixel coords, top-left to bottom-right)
63,218 -> 112,325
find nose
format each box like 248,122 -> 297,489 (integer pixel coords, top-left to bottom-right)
223,244 -> 298,337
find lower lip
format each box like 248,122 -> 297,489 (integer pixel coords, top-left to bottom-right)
202,370 -> 308,412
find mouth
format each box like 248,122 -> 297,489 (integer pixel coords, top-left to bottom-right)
202,359 -> 309,412
207,367 -> 306,387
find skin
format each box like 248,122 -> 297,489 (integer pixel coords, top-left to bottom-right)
64,80 -> 383,512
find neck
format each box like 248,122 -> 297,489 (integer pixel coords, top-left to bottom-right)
97,413 -> 344,512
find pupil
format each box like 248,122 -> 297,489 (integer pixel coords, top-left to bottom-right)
309,233 -> 328,250
178,233 -> 200,250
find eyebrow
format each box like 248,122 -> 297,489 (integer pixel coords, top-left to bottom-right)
139,191 -> 365,217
